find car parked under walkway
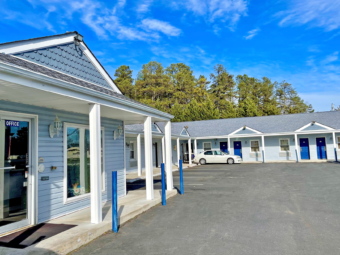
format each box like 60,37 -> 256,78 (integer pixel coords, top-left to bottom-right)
72,163 -> 340,255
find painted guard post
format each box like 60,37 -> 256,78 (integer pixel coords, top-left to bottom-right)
179,159 -> 184,195
112,171 -> 118,233
161,163 -> 166,206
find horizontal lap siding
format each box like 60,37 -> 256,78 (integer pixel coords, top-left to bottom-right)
264,136 -> 297,161
0,101 -> 125,223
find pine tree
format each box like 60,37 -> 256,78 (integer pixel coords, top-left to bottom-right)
114,65 -> 134,98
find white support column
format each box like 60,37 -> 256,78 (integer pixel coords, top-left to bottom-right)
162,136 -> 166,164
89,104 -> 102,224
261,135 -> 265,163
333,132 -> 338,162
177,138 -> 180,166
294,133 -> 299,162
227,136 -> 231,153
144,117 -> 154,200
194,139 -> 197,157
137,133 -> 142,177
188,138 -> 192,165
165,121 -> 173,191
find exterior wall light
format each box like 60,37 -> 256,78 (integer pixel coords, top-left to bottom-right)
114,125 -> 123,140
49,116 -> 62,138
74,34 -> 84,45
243,126 -> 246,129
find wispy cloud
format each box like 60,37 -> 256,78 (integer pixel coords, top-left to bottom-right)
137,0 -> 153,14
179,0 -> 248,30
276,0 -> 340,31
321,51 -> 338,64
141,19 -> 181,36
244,28 -> 260,40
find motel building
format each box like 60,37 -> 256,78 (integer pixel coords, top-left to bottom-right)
126,109 -> 340,172
1,32 -> 340,238
0,32 -> 174,236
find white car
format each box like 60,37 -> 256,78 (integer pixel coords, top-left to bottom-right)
193,150 -> 242,165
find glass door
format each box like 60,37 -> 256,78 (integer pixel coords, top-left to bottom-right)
0,117 -> 31,234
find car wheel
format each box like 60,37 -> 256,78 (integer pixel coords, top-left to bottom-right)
200,158 -> 206,165
227,158 -> 234,164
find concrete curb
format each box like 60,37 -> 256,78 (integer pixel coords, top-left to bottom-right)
3,190 -> 177,255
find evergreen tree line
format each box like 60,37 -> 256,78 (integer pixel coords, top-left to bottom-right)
114,62 -> 314,122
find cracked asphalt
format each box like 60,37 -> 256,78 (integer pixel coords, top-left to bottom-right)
72,163 -> 340,255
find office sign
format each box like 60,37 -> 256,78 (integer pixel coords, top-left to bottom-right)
5,120 -> 20,127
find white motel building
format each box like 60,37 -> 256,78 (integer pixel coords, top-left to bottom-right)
0,32 -> 340,236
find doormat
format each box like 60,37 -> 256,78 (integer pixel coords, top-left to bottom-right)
0,223 -> 76,249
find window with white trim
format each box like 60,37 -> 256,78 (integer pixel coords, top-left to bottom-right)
65,124 -> 104,200
250,140 -> 260,152
337,137 -> 340,150
203,142 -> 212,151
280,139 -> 290,151
130,142 -> 135,159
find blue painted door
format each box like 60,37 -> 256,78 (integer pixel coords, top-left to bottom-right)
299,138 -> 310,160
316,138 -> 327,159
234,141 -> 242,158
220,142 -> 228,153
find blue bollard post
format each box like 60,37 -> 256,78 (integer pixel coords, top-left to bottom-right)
335,148 -> 338,162
112,171 -> 118,233
161,163 -> 166,206
179,159 -> 184,195
262,150 -> 265,163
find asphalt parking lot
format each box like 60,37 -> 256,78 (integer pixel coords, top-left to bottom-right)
72,163 -> 340,255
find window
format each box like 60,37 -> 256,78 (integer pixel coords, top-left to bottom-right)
65,124 -> 104,201
250,140 -> 260,152
280,139 -> 290,151
337,137 -> 340,150
130,142 -> 135,159
203,142 -> 212,151
204,151 -> 213,155
214,151 -> 223,155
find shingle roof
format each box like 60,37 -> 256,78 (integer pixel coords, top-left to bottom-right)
0,53 -> 165,113
126,111 -> 340,137
13,42 -> 112,89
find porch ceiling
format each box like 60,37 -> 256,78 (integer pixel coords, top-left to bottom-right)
0,80 -> 164,124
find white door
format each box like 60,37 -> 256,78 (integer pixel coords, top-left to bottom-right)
0,116 -> 32,234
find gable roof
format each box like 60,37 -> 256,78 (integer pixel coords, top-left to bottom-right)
162,111 -> 340,137
0,53 -> 165,113
0,31 -> 121,93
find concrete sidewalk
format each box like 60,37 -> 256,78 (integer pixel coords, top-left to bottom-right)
126,163 -> 196,183
0,189 -> 177,255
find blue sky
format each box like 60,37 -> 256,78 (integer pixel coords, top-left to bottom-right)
1,0 -> 339,111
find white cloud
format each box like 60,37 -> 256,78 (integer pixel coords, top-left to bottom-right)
137,0 -> 153,14
180,0 -> 248,30
276,0 -> 340,31
244,28 -> 260,40
141,19 -> 181,36
321,51 -> 338,64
